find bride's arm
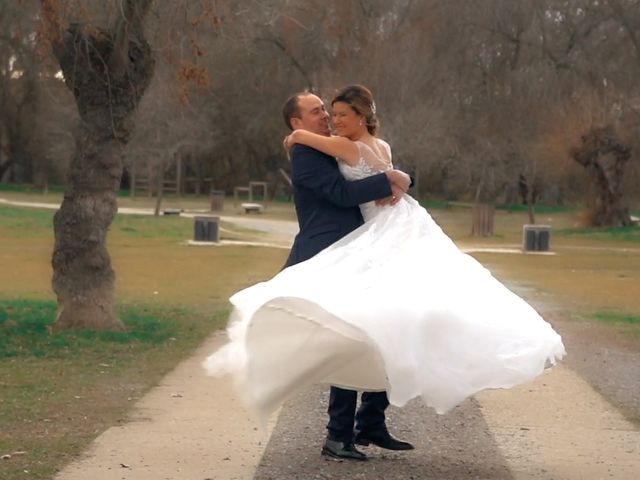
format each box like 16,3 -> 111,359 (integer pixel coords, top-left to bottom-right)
285,130 -> 360,165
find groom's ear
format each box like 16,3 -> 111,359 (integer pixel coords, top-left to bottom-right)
290,117 -> 303,130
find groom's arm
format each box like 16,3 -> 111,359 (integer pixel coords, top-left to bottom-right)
291,145 -> 392,207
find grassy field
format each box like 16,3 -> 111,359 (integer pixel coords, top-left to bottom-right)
0,202 -> 289,480
0,187 -> 298,222
0,190 -> 639,478
429,205 -> 640,336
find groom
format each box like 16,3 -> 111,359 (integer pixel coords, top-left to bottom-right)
282,91 -> 414,461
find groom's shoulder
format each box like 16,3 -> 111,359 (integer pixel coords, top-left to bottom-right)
291,144 -> 334,161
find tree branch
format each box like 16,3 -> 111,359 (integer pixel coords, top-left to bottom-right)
109,0 -> 155,78
40,0 -> 66,60
254,35 -> 313,91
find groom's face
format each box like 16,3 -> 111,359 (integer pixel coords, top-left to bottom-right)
293,94 -> 331,137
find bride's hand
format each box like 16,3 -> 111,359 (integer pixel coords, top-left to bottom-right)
283,130 -> 299,151
385,170 -> 411,193
283,135 -> 292,152
376,184 -> 405,206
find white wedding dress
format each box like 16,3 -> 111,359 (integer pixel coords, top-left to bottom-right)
204,139 -> 565,418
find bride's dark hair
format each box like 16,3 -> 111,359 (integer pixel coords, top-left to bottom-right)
331,85 -> 379,135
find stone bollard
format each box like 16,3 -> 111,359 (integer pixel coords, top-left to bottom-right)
522,224 -> 551,252
194,216 -> 220,242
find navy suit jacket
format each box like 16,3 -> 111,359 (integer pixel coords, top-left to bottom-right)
285,144 -> 392,267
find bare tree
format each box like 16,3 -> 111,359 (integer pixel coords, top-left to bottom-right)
571,126 -> 632,226
0,1 -> 42,182
22,0 -> 639,248
42,0 -> 155,331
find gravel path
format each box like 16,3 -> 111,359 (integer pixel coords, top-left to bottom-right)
254,389 -> 512,480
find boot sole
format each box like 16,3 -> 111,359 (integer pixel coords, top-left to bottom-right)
355,438 -> 414,450
321,447 -> 368,461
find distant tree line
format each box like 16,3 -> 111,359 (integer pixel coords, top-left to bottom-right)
1,0 -> 638,224
3,0 -> 637,332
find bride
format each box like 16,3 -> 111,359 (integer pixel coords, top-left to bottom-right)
204,85 -> 565,422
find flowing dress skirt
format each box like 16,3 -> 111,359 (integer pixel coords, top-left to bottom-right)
204,197 -> 565,418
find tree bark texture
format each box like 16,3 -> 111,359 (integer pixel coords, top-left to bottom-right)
571,127 -> 632,228
48,2 -> 155,331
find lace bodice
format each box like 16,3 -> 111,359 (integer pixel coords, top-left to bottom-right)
338,139 -> 393,221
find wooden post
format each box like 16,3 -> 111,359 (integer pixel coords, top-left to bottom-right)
176,155 -> 182,197
233,186 -> 250,206
154,161 -> 164,217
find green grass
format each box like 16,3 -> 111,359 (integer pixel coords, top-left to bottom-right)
0,204 -> 266,242
0,204 -> 55,233
0,204 -> 193,240
114,214 -> 193,240
419,199 -> 450,210
592,311 -> 640,325
0,299 -> 201,358
590,311 -> 640,339
495,203 -> 575,214
556,225 -> 640,243
0,298 -> 229,480
0,198 -> 288,480
270,194 -> 294,203
418,200 -> 576,213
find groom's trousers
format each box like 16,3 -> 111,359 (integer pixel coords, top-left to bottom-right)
327,386 -> 389,442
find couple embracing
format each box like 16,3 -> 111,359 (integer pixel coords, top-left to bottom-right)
205,85 -> 565,461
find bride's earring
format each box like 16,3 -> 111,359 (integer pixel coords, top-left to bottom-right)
359,119 -> 363,126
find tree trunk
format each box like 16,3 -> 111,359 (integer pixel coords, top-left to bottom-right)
154,161 -> 164,217
525,177 -> 536,224
571,126 -> 632,227
0,159 -> 13,180
471,170 -> 495,236
46,2 -> 155,331
471,203 -> 495,237
526,198 -> 536,224
440,165 -> 450,200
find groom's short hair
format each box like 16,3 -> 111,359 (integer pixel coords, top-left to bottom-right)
282,92 -> 308,130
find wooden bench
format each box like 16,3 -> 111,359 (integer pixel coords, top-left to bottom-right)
241,202 -> 264,214
163,208 -> 182,216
